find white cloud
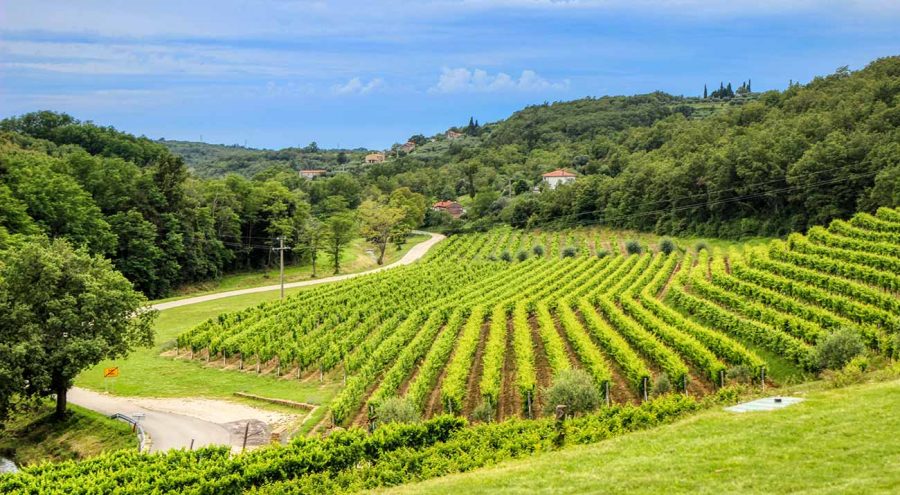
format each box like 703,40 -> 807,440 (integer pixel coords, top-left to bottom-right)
331,77 -> 385,95
429,67 -> 569,93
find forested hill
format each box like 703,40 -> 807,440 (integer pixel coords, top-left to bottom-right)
371,56 -> 900,238
161,140 -> 369,178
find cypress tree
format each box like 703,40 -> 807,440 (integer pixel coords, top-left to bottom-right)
703,84 -> 708,99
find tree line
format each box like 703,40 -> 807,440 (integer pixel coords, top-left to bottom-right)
0,113 -> 427,298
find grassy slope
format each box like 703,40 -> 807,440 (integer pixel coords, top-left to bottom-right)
0,402 -> 135,467
76,287 -> 341,405
76,235 -> 429,405
155,234 -> 428,302
385,378 -> 900,494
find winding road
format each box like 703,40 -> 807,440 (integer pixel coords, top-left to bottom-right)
69,231 -> 446,452
152,231 -> 445,311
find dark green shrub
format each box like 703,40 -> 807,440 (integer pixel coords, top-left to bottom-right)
532,244 -> 545,257
561,245 -> 577,258
694,241 -> 709,253
516,250 -> 528,262
625,240 -> 643,255
542,369 -> 600,416
659,238 -> 676,255
375,397 -> 421,427
726,365 -> 753,384
471,400 -> 495,423
651,373 -> 672,396
596,249 -> 610,259
499,250 -> 512,262
486,254 -> 498,262
815,327 -> 865,370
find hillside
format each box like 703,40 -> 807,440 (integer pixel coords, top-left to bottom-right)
160,140 -> 370,178
365,57 -> 900,238
386,376 -> 900,494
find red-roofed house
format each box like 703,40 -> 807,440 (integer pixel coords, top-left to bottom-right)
432,200 -> 464,218
541,169 -> 577,189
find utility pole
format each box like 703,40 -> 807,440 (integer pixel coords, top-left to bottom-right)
272,237 -> 291,300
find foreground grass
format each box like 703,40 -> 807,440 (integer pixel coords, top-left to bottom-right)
76,287 -> 341,406
0,402 -> 135,467
154,234 -> 427,302
385,377 -> 900,494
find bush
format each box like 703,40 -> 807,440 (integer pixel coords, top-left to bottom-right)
651,373 -> 672,396
561,246 -> 577,258
542,369 -> 600,417
825,355 -> 870,388
815,327 -> 865,371
532,244 -> 545,257
471,400 -> 494,423
625,240 -> 643,255
596,249 -> 610,259
375,397 -> 421,427
486,254 -> 498,262
516,250 -> 528,262
726,365 -> 753,384
659,238 -> 676,255
499,250 -> 512,262
694,241 -> 709,253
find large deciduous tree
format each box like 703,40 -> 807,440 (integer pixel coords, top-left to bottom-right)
0,238 -> 156,419
358,200 -> 404,265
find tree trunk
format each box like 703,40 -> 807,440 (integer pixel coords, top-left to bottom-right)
377,241 -> 387,265
55,384 -> 68,419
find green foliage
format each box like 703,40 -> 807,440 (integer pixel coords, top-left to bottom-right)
815,328 -> 866,371
625,240 -> 643,255
561,245 -> 577,257
532,244 -> 545,256
651,373 -> 672,396
0,238 -> 156,419
499,250 -> 512,262
516,250 -> 528,261
375,398 -> 421,427
471,400 -> 495,424
659,238 -> 676,255
596,248 -> 610,258
542,369 -> 601,416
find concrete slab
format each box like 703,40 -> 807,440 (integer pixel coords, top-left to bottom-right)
725,396 -> 805,413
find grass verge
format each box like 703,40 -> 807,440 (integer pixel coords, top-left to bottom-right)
383,376 -> 900,494
0,402 -> 135,467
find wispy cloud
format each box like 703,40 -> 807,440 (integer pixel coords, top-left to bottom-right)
429,67 -> 569,94
331,77 -> 385,95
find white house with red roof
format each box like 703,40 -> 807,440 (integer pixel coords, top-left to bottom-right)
541,169 -> 577,189
299,169 -> 327,179
432,200 -> 464,218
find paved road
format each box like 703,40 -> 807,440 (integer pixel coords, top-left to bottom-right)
152,231 -> 445,310
68,387 -> 231,452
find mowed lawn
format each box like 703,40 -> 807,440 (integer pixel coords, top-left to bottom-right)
76,287 -> 341,406
383,378 -> 900,494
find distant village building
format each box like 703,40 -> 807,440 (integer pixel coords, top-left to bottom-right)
541,169 -> 577,189
445,130 -> 464,140
365,152 -> 385,164
400,141 -> 417,153
299,169 -> 327,180
432,200 -> 464,218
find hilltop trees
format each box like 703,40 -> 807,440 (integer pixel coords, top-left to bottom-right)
0,238 -> 156,419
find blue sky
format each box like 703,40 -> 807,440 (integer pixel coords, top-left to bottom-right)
2,1 -> 899,150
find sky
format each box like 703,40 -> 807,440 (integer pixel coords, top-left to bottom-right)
1,1 -> 899,150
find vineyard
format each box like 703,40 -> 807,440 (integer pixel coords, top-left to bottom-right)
173,207 -> 900,428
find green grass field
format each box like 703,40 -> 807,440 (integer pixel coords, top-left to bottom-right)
153,234 -> 428,303
76,287 -> 341,406
0,402 -> 135,467
384,376 -> 900,494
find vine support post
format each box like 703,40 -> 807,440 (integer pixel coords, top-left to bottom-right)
682,374 -> 688,394
642,376 -> 649,401
256,354 -> 260,374
604,382 -> 610,407
719,369 -> 726,388
526,390 -> 533,419
239,356 -> 243,371
760,368 -> 766,390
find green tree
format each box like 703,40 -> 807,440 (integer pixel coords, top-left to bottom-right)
0,238 -> 156,419
325,212 -> 357,274
299,217 -> 326,277
359,200 -> 404,265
